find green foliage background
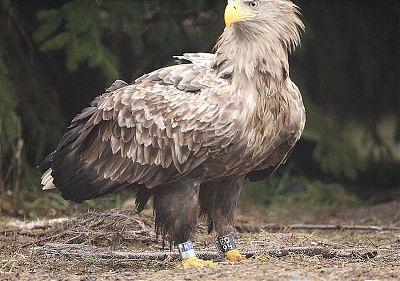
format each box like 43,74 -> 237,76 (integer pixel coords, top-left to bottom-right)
0,0 -> 398,214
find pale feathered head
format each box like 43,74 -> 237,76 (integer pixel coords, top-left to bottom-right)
214,0 -> 304,78
224,0 -> 303,50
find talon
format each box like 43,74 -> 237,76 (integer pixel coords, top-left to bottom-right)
181,257 -> 217,268
224,249 -> 245,261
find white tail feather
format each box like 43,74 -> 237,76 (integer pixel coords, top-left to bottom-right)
41,170 -> 51,184
41,168 -> 56,190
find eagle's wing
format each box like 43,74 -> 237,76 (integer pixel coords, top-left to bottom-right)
46,54 -> 241,202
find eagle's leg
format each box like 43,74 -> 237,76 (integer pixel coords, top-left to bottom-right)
199,176 -> 245,261
153,181 -> 216,268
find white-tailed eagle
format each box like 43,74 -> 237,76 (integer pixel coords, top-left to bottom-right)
41,0 -> 305,268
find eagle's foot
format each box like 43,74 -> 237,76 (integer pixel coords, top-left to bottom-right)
178,241 -> 217,268
224,249 -> 245,261
181,257 -> 217,269
215,234 -> 245,262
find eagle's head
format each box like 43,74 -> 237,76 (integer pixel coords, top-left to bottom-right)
224,0 -> 303,50
214,0 -> 303,79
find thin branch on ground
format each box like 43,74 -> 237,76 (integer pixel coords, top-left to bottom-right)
38,243 -> 378,261
5,218 -> 70,231
235,224 -> 400,233
5,217 -> 399,233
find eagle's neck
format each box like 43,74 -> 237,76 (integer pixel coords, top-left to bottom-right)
213,26 -> 292,122
213,25 -> 290,82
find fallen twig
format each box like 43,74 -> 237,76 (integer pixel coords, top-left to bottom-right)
38,243 -> 378,261
235,223 -> 400,233
5,218 -> 70,231
5,216 -> 398,233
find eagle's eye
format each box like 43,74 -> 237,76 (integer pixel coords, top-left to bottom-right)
248,1 -> 259,8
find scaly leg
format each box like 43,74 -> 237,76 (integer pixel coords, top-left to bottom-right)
153,181 -> 217,268
199,176 -> 246,261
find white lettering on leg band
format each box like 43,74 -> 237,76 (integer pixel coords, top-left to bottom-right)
178,241 -> 197,260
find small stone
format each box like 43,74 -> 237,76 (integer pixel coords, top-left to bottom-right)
80,276 -> 96,281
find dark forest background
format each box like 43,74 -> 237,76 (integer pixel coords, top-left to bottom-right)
0,0 -> 399,217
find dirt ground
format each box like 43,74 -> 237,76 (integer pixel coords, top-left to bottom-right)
0,201 -> 399,281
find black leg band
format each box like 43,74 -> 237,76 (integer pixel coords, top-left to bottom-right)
215,234 -> 237,254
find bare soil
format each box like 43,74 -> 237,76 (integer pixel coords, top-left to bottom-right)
0,202 -> 399,281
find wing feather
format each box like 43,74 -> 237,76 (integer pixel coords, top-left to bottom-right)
48,55 -> 240,203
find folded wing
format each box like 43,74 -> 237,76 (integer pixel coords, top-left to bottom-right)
42,54 -> 240,202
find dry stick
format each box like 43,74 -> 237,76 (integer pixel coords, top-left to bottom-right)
6,219 -> 399,233
235,224 -> 400,232
0,142 -> 5,196
39,243 -> 378,261
4,218 -> 70,232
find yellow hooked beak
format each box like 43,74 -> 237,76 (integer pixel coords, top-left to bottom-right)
225,1 -> 256,28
